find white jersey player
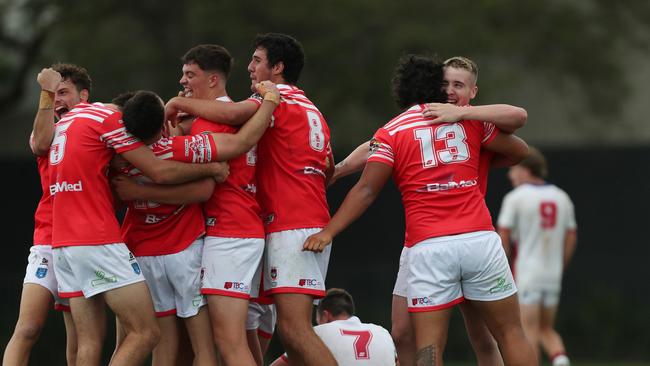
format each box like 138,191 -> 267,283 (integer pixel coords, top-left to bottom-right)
497,147 -> 577,366
271,288 -> 396,366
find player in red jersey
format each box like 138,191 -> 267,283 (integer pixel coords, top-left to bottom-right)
3,64 -> 88,366
42,74 -> 239,365
304,55 -> 536,365
330,56 -> 527,365
164,33 -> 337,366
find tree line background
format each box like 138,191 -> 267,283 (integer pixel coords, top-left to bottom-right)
1,0 -> 649,363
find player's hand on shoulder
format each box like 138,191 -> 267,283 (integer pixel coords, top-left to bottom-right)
422,103 -> 466,124
37,68 -> 62,93
211,162 -> 230,183
255,81 -> 280,105
111,174 -> 141,201
303,230 -> 333,253
165,97 -> 182,128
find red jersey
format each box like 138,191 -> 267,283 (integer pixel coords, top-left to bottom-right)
367,105 -> 498,247
248,85 -> 332,233
478,151 -> 494,196
120,136 -> 215,256
190,96 -> 264,238
32,156 -> 52,245
48,103 -> 143,247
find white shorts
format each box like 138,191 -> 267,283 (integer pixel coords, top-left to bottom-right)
138,239 -> 205,318
53,243 -> 145,299
264,228 -> 330,298
23,245 -> 69,311
407,231 -> 516,312
392,246 -> 409,297
201,236 -> 265,299
246,302 -> 277,339
518,288 -> 560,307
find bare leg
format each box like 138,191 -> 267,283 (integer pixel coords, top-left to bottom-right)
151,315 -> 179,366
471,295 -> 537,366
274,293 -> 336,366
176,318 -> 194,366
391,295 -> 416,366
184,306 -> 218,365
411,307 -> 453,366
459,301 -> 503,366
207,296 -> 255,366
246,330 -> 264,366
62,311 -> 77,366
519,303 -> 541,361
69,296 -> 107,366
538,305 -> 568,363
2,284 -> 53,366
104,282 -> 160,366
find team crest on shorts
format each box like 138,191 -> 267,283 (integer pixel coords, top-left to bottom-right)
270,267 -> 278,280
131,263 -> 141,275
35,266 -> 48,279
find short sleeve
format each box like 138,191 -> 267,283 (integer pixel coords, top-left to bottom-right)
367,128 -> 395,167
170,134 -> 218,163
481,121 -> 499,146
497,191 -> 518,229
100,112 -> 143,153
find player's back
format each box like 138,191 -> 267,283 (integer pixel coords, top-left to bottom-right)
49,102 -> 141,247
368,105 -> 497,247
314,316 -> 396,366
252,84 -> 332,233
120,137 -> 205,256
499,183 -> 576,289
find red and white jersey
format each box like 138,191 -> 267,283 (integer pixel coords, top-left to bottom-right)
313,317 -> 396,365
497,183 -> 577,291
48,102 -> 143,247
478,150 -> 494,196
247,85 -> 332,233
367,104 -> 498,247
190,96 -> 264,238
32,156 -> 53,245
120,137 -> 209,257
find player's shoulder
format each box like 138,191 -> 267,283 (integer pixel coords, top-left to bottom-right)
380,105 -> 427,132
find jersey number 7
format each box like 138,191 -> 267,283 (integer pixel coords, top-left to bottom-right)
340,329 -> 373,360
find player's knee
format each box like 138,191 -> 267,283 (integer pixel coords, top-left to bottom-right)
391,323 -> 414,347
277,320 -> 308,346
143,324 -> 161,350
13,321 -> 45,343
468,332 -> 499,356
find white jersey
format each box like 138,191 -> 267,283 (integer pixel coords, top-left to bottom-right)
497,183 -> 577,291
314,316 -> 396,366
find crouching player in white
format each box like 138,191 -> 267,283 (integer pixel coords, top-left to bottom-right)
246,299 -> 277,366
497,147 -> 577,366
271,288 -> 396,366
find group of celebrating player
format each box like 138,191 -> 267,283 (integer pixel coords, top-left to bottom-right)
3,31 -> 578,366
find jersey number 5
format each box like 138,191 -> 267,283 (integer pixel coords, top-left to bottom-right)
340,329 -> 372,360
414,124 -> 470,168
49,122 -> 73,165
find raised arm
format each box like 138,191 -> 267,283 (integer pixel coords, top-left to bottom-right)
423,103 -> 527,134
112,174 -> 216,205
303,161 -> 392,253
30,68 -> 62,156
165,97 -> 258,127
210,81 -> 280,161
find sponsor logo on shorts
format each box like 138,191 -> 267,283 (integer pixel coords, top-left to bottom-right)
131,263 -> 141,275
412,297 -> 434,306
224,281 -> 249,292
298,278 -> 321,288
49,180 -> 83,195
489,277 -> 513,294
35,266 -> 48,279
416,179 -> 478,192
91,270 -> 117,287
270,267 -> 278,280
206,218 -> 216,227
192,295 -> 202,307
